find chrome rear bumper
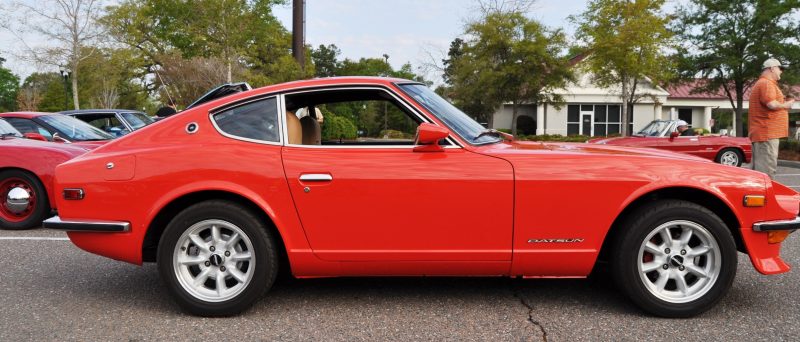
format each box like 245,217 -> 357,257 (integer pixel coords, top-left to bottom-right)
43,216 -> 130,232
753,217 -> 800,232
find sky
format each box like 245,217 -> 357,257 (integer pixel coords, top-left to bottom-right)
0,0 -> 682,83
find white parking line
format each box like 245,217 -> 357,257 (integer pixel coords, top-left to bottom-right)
776,174 -> 800,176
0,237 -> 69,241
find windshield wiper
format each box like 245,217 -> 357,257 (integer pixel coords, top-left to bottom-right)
474,129 -> 503,140
1,132 -> 20,139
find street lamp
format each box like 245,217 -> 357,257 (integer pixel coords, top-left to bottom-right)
59,67 -> 71,110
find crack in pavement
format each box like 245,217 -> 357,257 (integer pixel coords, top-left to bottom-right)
510,281 -> 548,342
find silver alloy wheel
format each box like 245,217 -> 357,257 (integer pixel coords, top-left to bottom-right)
719,150 -> 739,166
173,219 -> 255,303
637,220 -> 721,304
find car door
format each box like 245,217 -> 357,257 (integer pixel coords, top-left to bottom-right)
661,134 -> 701,156
280,87 -> 514,263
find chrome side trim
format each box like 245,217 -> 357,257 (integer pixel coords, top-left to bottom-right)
753,216 -> 800,231
299,174 -> 333,182
42,216 -> 130,233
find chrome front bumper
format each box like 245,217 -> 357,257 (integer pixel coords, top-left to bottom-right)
753,216 -> 800,232
43,216 -> 130,232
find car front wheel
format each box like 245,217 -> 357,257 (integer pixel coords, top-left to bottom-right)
158,200 -> 278,316
611,200 -> 737,317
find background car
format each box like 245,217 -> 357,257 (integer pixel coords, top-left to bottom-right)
0,118 -> 90,229
45,77 -> 798,318
0,112 -> 115,149
587,119 -> 752,166
61,109 -> 156,137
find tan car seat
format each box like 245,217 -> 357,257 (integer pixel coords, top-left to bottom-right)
300,110 -> 321,145
286,111 -> 302,144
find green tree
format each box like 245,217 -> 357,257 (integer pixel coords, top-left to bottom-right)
673,0 -> 800,137
450,10 -> 572,135
19,72 -> 71,112
572,0 -> 675,136
0,57 -> 20,112
311,44 -> 342,78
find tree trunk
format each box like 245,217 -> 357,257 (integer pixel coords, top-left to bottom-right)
227,60 -> 232,84
735,82 -> 745,137
621,77 -> 629,136
71,60 -> 80,110
511,102 -> 518,136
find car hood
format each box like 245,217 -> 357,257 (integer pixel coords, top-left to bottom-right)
1,137 -> 90,157
485,140 -> 709,162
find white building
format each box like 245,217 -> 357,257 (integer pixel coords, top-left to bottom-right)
492,56 -> 799,136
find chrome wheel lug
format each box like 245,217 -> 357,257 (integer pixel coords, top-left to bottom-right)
224,251 -> 230,257
204,261 -> 211,267
664,248 -> 671,254
679,265 -> 685,271
662,264 -> 669,270
209,246 -> 216,252
220,266 -> 226,272
680,249 -> 686,255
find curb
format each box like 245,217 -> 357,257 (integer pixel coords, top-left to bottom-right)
778,160 -> 800,168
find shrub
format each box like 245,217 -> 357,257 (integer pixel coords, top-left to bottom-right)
379,129 -> 413,139
321,114 -> 357,140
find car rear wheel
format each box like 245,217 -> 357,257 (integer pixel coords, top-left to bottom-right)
157,200 -> 278,316
715,148 -> 743,167
611,200 -> 737,317
0,170 -> 50,230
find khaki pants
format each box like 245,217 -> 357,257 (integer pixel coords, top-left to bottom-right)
752,139 -> 779,179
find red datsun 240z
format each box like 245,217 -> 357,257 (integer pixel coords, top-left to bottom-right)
45,77 -> 799,317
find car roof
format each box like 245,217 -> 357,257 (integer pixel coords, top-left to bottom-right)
60,109 -> 145,115
0,111 -> 54,119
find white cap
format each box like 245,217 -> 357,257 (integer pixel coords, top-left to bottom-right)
677,120 -> 689,127
763,58 -> 785,69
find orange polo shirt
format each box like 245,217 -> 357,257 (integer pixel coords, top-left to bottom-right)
748,76 -> 788,142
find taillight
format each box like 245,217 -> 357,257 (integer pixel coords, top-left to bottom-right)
63,188 -> 85,200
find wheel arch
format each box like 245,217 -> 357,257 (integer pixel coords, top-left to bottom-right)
141,190 -> 290,275
596,187 -> 744,266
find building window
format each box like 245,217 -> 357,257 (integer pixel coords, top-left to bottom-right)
567,105 -> 580,135
568,104 -> 621,136
678,108 -> 692,124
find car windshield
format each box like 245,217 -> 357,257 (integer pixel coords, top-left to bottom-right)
0,118 -> 22,137
636,121 -> 671,137
121,112 -> 155,130
39,114 -> 114,141
397,84 -> 500,145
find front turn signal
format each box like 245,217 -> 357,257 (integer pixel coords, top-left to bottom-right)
744,195 -> 765,207
768,230 -> 791,244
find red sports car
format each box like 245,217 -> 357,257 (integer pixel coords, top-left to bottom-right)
44,77 -> 798,318
0,118 -> 90,229
587,120 -> 752,167
0,112 -> 114,150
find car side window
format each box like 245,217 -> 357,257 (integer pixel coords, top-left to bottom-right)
284,88 -> 425,146
4,118 -> 53,140
213,97 -> 280,143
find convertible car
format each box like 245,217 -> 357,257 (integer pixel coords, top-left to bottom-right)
44,77 -> 799,318
587,120 -> 752,167
0,118 -> 89,229
61,109 -> 156,137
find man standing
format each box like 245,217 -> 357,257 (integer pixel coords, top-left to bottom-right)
749,58 -> 795,179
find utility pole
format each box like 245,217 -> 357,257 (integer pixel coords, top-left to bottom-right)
59,67 -> 70,111
292,0 -> 305,70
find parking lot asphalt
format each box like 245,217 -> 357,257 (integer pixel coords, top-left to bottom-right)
2,166 -> 800,341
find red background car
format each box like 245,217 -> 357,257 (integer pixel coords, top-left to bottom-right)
0,112 -> 114,149
587,119 -> 752,166
45,77 -> 798,318
0,118 -> 90,229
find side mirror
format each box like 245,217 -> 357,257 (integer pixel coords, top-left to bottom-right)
22,133 -> 48,141
669,131 -> 679,140
413,123 -> 449,152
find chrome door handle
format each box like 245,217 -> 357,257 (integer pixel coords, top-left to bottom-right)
299,174 -> 332,182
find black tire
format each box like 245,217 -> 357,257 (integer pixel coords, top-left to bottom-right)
715,148 -> 743,167
610,200 -> 737,317
157,200 -> 278,316
0,169 -> 51,230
